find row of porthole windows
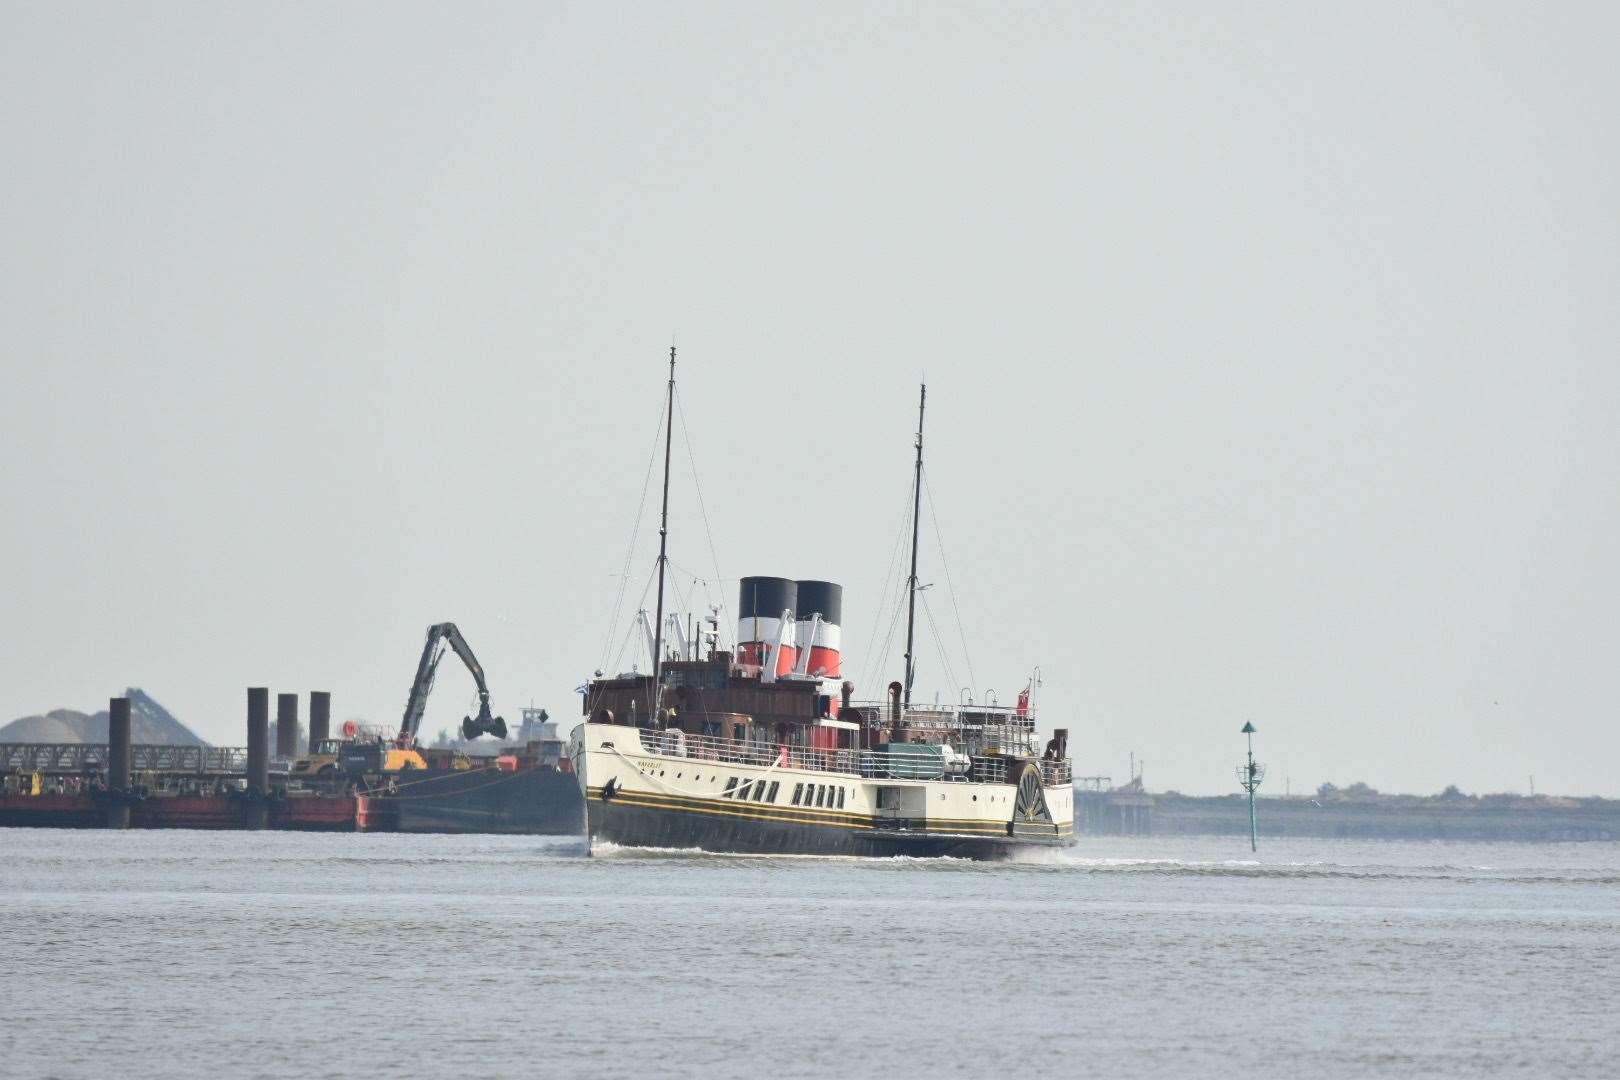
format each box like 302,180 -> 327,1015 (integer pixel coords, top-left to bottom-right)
792,782 -> 846,810
712,775 -> 848,810
637,762 -> 1008,812
636,764 -> 739,789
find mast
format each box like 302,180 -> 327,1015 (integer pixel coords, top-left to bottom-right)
651,345 -> 677,717
903,382 -> 926,708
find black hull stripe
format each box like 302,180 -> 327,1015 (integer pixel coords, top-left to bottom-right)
588,798 -> 1072,859
589,785 -> 1017,831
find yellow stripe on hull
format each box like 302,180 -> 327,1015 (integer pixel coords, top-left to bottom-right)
587,784 -> 1068,837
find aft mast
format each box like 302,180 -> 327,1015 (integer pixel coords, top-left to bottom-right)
651,346 -> 677,718
903,383 -> 926,708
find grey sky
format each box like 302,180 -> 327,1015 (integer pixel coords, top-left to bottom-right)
3,3 -> 1616,795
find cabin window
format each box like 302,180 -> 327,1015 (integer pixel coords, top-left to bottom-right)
752,782 -> 767,802
791,783 -> 804,805
722,776 -> 738,797
767,781 -> 780,802
814,785 -> 826,808
736,780 -> 751,800
837,787 -> 846,809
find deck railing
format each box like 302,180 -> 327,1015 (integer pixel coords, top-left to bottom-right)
0,743 -> 250,775
846,701 -> 1038,729
842,701 -> 1042,756
1042,759 -> 1073,785
629,729 -> 1070,787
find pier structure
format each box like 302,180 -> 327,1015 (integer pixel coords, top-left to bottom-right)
0,686 -> 353,831
1074,776 -> 1156,836
0,743 -> 249,775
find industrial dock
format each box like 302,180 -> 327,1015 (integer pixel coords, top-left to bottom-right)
0,690 -> 583,834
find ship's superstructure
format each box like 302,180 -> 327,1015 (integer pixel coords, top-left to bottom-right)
571,357 -> 1075,858
572,645 -> 1073,857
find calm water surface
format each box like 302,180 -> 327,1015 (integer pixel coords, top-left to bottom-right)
1,829 -> 1616,1078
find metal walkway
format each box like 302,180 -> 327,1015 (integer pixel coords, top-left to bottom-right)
0,743 -> 249,774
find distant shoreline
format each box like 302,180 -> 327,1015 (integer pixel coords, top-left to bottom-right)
1079,790 -> 1620,841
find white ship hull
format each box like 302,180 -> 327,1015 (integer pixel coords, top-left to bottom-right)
571,722 -> 1075,859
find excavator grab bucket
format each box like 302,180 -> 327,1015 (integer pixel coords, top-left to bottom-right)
460,712 -> 508,741
400,622 -> 506,747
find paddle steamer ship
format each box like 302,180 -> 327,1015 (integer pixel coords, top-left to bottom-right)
571,353 -> 1074,858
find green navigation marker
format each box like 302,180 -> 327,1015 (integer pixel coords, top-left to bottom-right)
1237,721 -> 1265,852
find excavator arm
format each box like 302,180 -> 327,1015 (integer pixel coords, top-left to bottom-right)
397,622 -> 508,746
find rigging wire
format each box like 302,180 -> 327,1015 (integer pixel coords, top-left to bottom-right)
864,518 -> 915,698
866,586 -> 910,695
919,590 -> 960,700
857,477 -> 916,692
859,565 -> 903,695
669,573 -> 699,655
674,387 -> 731,652
665,559 -> 733,649
609,620 -> 641,680
854,464 -> 976,702
922,468 -> 978,692
607,564 -> 659,677
666,558 -> 733,589
597,396 -> 669,676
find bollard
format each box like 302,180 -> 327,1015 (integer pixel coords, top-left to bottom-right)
276,692 -> 298,761
308,691 -> 331,752
245,687 -> 269,829
106,696 -> 132,829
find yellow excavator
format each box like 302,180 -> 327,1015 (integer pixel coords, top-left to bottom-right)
291,623 -> 506,779
289,729 -> 425,778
